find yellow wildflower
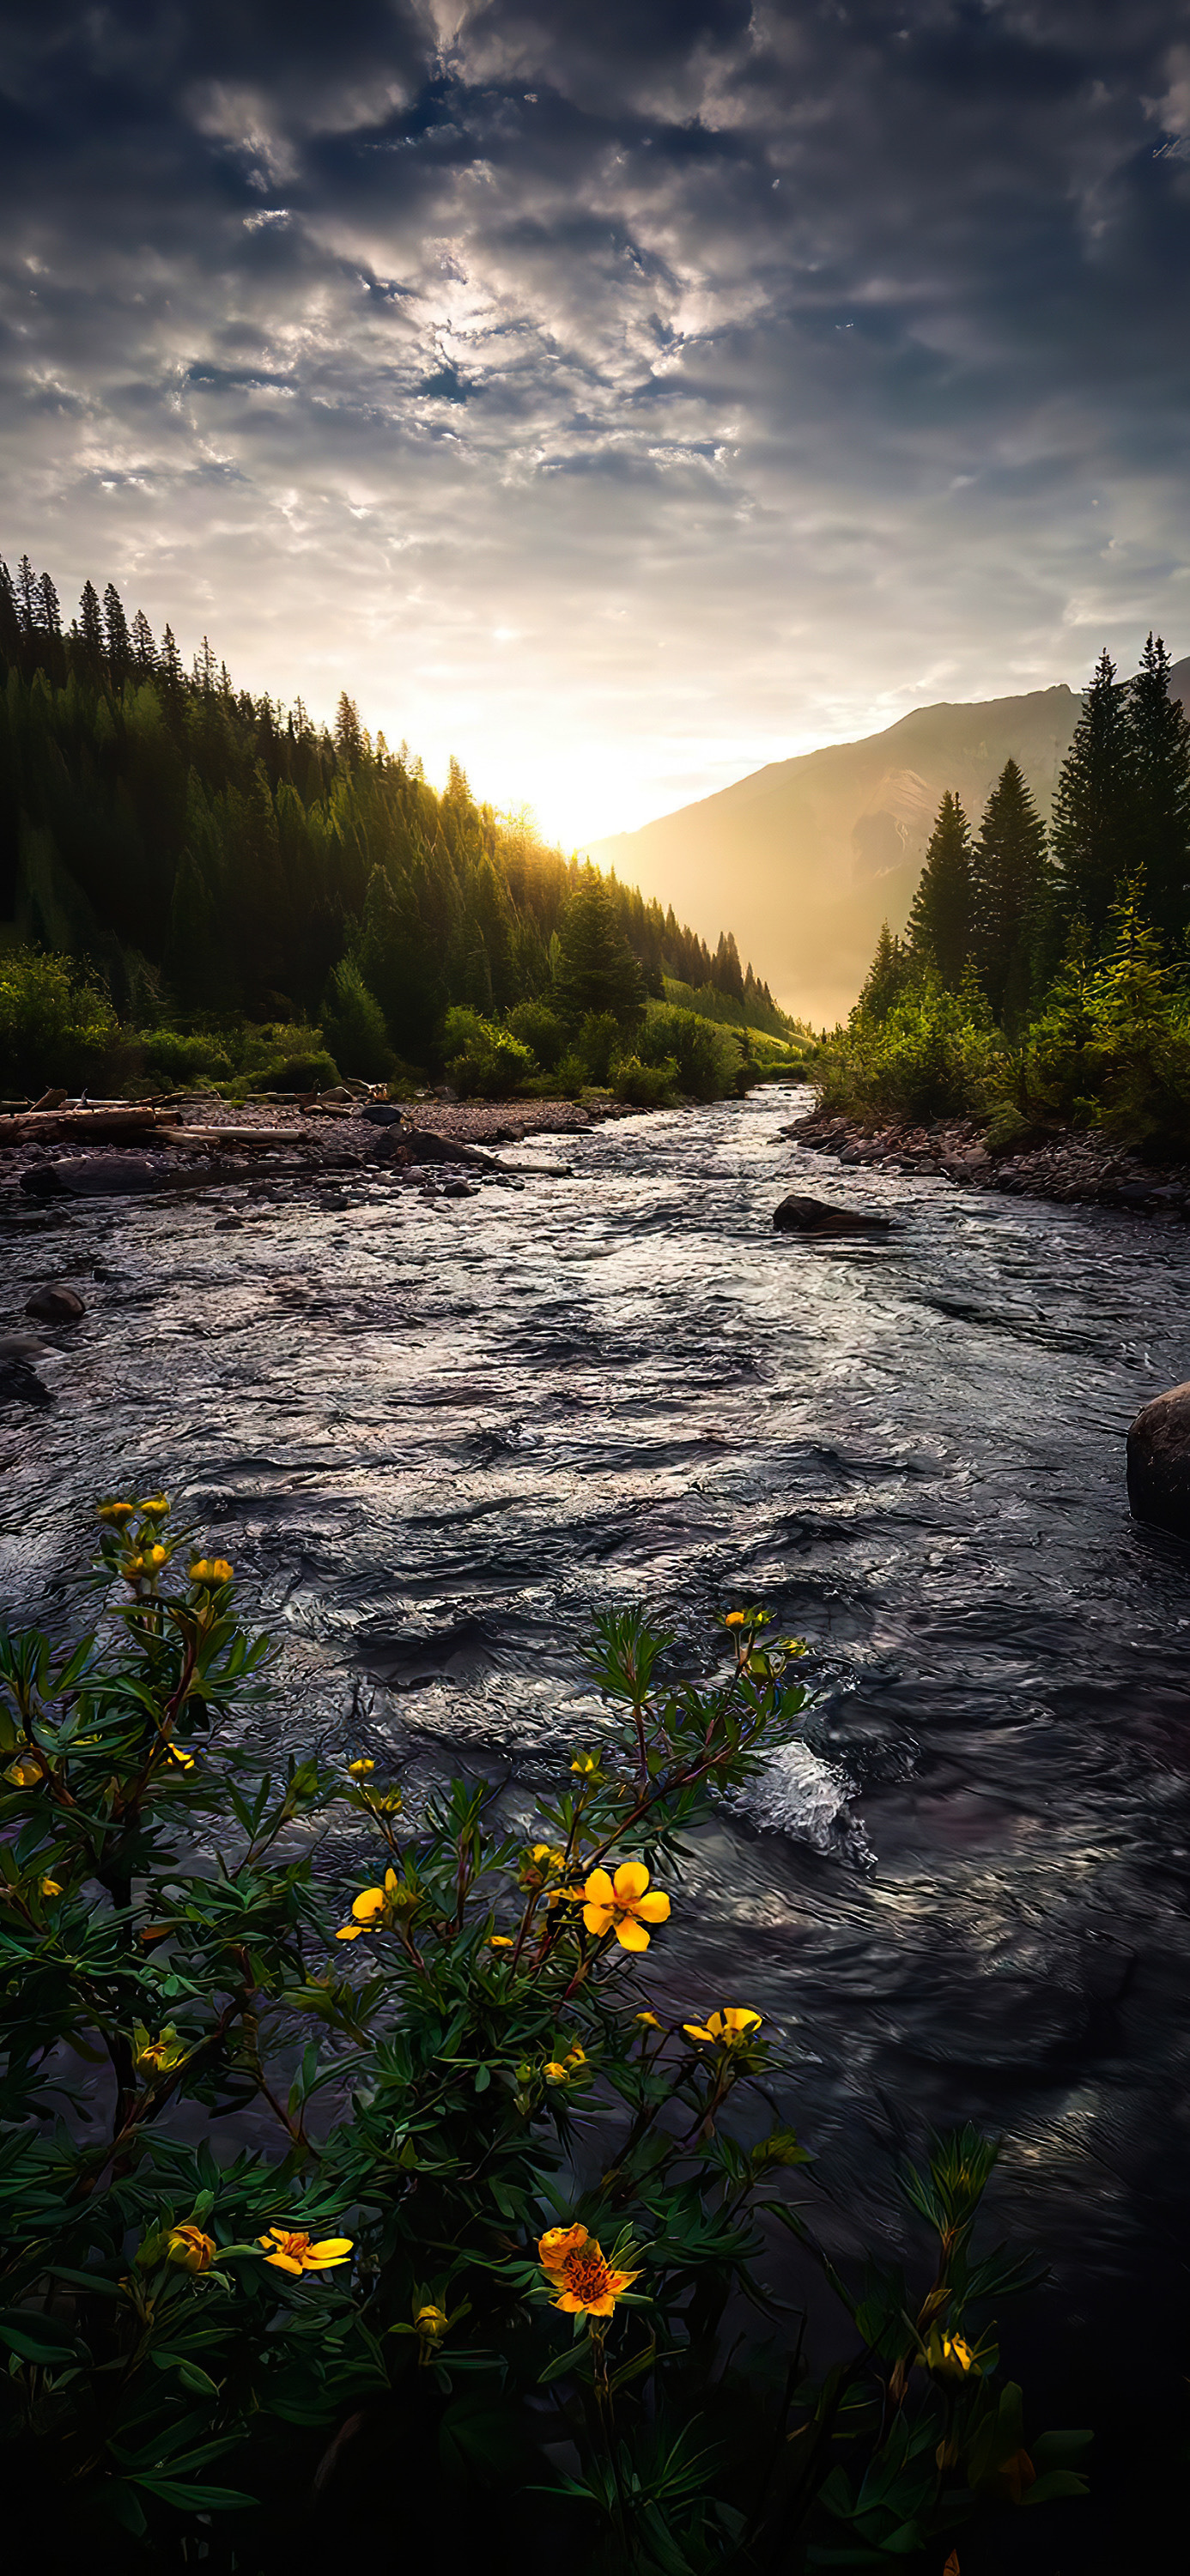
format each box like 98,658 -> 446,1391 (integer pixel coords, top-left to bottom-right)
40,1876 -> 63,1898
930,2330 -> 980,2379
167,2224 -> 216,2275
121,1555 -> 146,1581
135,2025 -> 188,2076
146,1544 -> 169,1568
543,2060 -> 569,2084
570,1751 -> 601,1776
683,2008 -> 763,2046
138,1495 -> 170,1518
335,1866 -> 416,1940
258,2227 -> 353,2276
635,2011 -> 662,2029
190,1558 -> 234,1587
164,1741 -> 196,1770
347,1758 -> 375,1778
581,1861 -> 671,1952
97,1499 -> 137,1524
489,1935 -> 514,1948
4,1755 -> 42,1788
724,1611 -> 747,1628
537,2225 -> 639,2317
415,2303 -> 448,2341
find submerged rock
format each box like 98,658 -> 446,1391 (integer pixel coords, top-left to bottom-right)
1126,1382 -> 1190,1540
773,1192 -> 894,1236
25,1284 -> 85,1322
20,1157 -> 166,1197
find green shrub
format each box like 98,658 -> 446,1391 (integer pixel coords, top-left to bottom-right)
815,975 -> 1003,1123
140,1028 -> 235,1084
246,1049 -> 341,1094
321,960 -> 394,1082
0,1512 -> 1088,2572
442,1005 -> 535,1098
639,1004 -> 743,1100
506,999 -> 568,1071
576,1009 -> 622,1084
0,944 -> 127,1096
612,1052 -> 678,1106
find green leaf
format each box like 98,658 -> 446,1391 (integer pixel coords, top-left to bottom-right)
133,2477 -> 258,2511
0,2308 -> 79,2364
1020,2470 -> 1090,2506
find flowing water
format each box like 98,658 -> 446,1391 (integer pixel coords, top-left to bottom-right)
3,1080 -> 1188,2555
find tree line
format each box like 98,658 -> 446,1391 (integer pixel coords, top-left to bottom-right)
0,550 -> 783,1066
861,635 -> 1190,1030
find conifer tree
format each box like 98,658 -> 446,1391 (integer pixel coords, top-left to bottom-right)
0,557 -> 20,660
1051,647 -> 1134,938
77,579 -> 104,664
16,555 -> 39,635
553,867 -> 645,1026
857,920 -> 914,1022
39,573 -> 62,639
712,929 -> 745,1002
103,582 -> 131,677
159,624 -> 183,692
131,608 -> 158,677
1126,633 -> 1190,945
907,790 -> 973,986
971,759 -> 1047,1024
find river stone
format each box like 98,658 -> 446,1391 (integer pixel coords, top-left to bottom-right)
25,1284 -> 85,1322
1126,1381 -> 1190,1538
20,1157 -> 166,1197
773,1193 -> 894,1236
359,1103 -> 405,1127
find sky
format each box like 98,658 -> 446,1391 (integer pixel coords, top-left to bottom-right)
1,1 -> 1189,848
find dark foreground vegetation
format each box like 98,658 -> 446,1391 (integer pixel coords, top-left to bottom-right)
0,1505 -> 1088,2573
0,550 -> 797,1106
818,637 -> 1190,1157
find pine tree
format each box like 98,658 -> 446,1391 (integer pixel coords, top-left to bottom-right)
553,868 -> 645,1027
77,580 -> 104,665
856,921 -> 914,1022
907,790 -> 973,986
131,609 -> 158,677
335,693 -> 363,767
160,624 -> 183,693
1126,633 -> 1190,945
0,557 -> 20,661
971,759 -> 1047,1024
39,573 -> 62,639
711,929 -> 745,1003
16,556 -> 39,635
103,582 -> 131,677
1051,647 -> 1135,939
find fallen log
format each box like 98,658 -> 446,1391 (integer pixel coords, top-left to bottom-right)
160,1125 -> 310,1150
0,1106 -> 163,1148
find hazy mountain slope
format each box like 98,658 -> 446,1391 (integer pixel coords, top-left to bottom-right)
588,659 -> 1190,1026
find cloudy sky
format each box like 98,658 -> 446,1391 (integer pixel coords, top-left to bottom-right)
1,2 -> 1188,843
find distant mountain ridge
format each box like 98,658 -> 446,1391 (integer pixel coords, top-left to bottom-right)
587,658 -> 1190,1025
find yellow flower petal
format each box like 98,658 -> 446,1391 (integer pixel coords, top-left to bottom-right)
351,1887 -> 385,1922
582,1867 -> 614,1908
634,1892 -> 671,1924
612,1860 -> 651,1905
614,1917 -> 653,1951
582,1902 -> 615,1937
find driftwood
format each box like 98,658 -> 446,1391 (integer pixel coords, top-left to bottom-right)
0,1106 -> 163,1148
161,1125 -> 307,1151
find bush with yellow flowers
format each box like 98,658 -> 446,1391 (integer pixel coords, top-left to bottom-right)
0,1509 -> 1089,2573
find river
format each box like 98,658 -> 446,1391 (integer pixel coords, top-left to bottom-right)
3,1078 -> 1187,2562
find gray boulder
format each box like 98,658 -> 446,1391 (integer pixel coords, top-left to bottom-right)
21,1157 -> 166,1197
25,1285 -> 85,1322
1126,1381 -> 1190,1539
774,1193 -> 894,1236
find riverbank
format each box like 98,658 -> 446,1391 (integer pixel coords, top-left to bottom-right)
0,1089 -> 643,1200
791,1100 -> 1190,1212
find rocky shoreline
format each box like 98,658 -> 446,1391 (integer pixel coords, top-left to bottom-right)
790,1104 -> 1190,1213
0,1090 -> 641,1203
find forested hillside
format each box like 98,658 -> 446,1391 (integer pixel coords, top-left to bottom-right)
0,550 -> 782,1076
819,635 -> 1190,1155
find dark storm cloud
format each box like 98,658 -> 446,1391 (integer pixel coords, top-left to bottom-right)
1,1 -> 1188,835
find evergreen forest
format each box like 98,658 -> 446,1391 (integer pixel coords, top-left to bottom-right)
0,550 -> 790,1099
821,636 -> 1190,1154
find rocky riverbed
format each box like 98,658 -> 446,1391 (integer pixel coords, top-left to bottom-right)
0,1090 -> 641,1201
792,1102 -> 1190,1211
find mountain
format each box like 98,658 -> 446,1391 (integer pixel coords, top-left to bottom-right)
587,659 -> 1190,1026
